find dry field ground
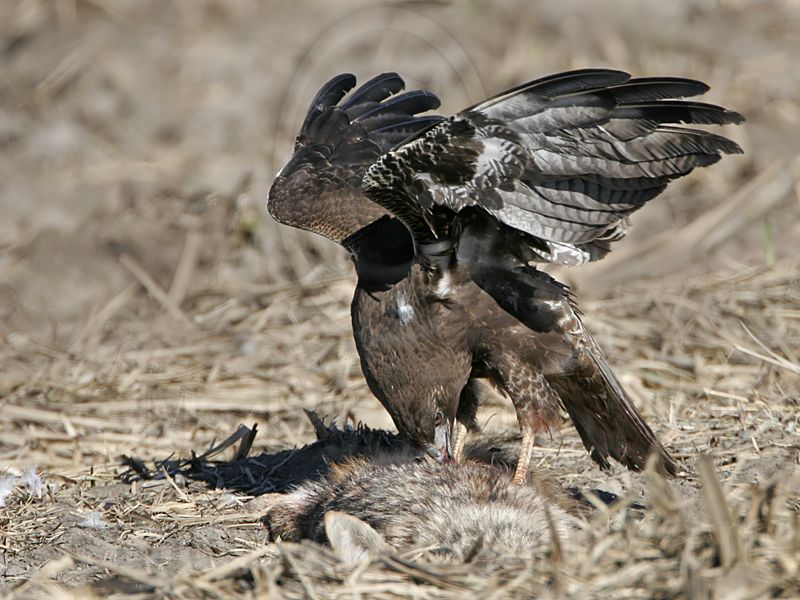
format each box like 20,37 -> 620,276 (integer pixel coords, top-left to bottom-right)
1,1 -> 799,598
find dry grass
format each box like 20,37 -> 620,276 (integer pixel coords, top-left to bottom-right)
1,0 -> 799,598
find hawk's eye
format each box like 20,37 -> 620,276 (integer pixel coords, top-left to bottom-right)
434,410 -> 444,427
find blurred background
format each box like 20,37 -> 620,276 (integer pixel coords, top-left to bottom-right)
0,0 -> 798,468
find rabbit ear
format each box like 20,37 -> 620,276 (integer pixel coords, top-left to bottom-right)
324,511 -> 386,564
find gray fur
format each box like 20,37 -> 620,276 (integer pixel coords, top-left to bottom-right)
264,457 -> 576,563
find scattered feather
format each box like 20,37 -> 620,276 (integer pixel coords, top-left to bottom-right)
23,468 -> 44,499
0,477 -> 16,507
78,511 -> 108,530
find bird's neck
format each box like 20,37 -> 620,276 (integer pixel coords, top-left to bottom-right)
344,216 -> 415,285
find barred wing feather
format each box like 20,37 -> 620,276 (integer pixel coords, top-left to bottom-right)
363,69 -> 743,265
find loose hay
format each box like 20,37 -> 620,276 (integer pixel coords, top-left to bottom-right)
3,262 -> 798,598
1,0 -> 799,598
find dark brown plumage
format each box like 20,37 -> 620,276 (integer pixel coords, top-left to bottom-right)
268,70 -> 743,481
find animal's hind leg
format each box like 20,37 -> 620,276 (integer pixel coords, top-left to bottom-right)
452,379 -> 480,462
491,358 -> 561,484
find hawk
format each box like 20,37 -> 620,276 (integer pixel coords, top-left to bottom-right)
268,70 -> 742,482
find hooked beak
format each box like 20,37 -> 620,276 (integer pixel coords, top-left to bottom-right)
426,420 -> 452,462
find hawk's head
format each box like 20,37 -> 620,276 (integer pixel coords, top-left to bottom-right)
387,392 -> 457,463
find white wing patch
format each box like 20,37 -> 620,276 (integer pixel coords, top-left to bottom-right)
531,240 -> 592,266
540,298 -> 579,332
396,293 -> 415,325
434,274 -> 454,298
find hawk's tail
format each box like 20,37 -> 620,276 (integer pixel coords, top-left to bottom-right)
554,328 -> 678,476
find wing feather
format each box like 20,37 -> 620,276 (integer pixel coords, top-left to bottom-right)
362,69 -> 743,264
268,73 -> 443,244
339,72 -> 405,109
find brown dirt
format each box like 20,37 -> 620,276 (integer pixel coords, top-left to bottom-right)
1,1 -> 799,598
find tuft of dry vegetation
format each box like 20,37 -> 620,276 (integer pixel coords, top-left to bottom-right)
1,0 -> 799,598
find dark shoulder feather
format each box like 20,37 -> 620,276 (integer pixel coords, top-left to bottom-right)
268,73 -> 443,244
292,73 -> 442,162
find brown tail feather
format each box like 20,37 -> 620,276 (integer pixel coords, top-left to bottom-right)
553,328 -> 677,476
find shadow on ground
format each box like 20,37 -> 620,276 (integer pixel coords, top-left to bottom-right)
120,412 -> 527,495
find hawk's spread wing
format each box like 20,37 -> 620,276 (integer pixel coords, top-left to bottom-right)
363,69 -> 743,264
268,73 -> 443,244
